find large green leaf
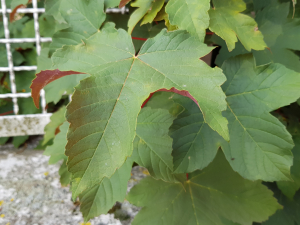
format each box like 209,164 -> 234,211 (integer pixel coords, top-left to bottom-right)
128,151 -> 281,225
51,27 -> 229,198
49,0 -> 106,55
221,54 -> 300,181
79,159 -> 132,222
132,107 -> 182,182
166,0 -> 210,41
209,0 -> 266,51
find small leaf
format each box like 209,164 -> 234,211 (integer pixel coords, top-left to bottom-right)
209,0 -> 266,51
44,121 -> 69,165
128,0 -> 153,34
128,151 -> 282,225
42,106 -> 66,145
12,135 -> 29,148
166,0 -> 210,41
141,0 -> 164,25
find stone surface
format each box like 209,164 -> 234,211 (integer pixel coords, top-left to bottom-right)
0,143 -> 147,225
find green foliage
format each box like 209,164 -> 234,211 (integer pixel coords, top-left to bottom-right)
29,0 -> 300,223
127,151 -> 281,225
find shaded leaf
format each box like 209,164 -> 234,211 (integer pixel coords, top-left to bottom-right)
132,107 -> 182,182
12,135 -> 29,148
128,151 -> 281,225
209,0 -> 266,51
277,135 -> 300,199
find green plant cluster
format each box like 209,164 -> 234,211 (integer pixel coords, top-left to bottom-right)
28,0 -> 300,224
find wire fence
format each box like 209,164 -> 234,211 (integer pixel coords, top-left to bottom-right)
0,1 -> 127,137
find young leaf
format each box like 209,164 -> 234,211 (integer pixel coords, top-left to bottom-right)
166,0 -> 210,41
79,159 -> 132,222
128,151 -> 281,225
128,0 -> 153,34
132,107 -> 182,182
221,54 -> 300,181
277,136 -> 300,199
44,121 -> 69,164
42,106 -> 66,145
209,0 -> 266,51
40,27 -> 228,198
141,0 -> 164,25
119,0 -> 130,8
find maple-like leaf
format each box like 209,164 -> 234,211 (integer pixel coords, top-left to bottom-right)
42,106 -> 66,145
214,1 -> 300,72
32,26 -> 229,198
166,0 -> 210,41
220,54 -> 300,181
48,0 -> 106,55
209,0 -> 266,51
131,107 -> 183,182
127,151 -> 281,225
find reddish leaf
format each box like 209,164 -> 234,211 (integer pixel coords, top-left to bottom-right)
30,69 -> 85,108
119,0 -> 131,8
10,0 -> 31,22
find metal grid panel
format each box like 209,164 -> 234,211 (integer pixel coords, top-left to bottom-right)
0,1 -> 127,136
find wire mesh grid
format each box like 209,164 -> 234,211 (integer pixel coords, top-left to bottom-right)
0,1 -> 127,137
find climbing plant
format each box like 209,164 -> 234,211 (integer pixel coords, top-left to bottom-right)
31,0 -> 300,224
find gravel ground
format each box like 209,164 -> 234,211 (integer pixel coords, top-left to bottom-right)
0,138 -> 147,225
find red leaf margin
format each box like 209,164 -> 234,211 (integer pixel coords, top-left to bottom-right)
30,69 -> 85,108
31,70 -> 198,109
